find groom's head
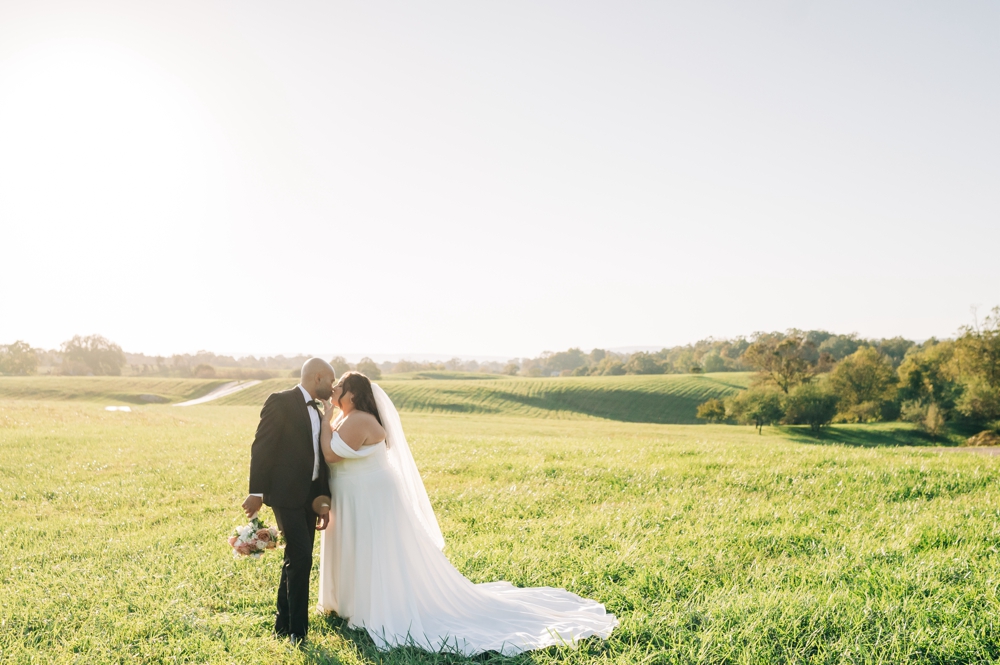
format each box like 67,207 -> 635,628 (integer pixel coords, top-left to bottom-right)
300,357 -> 336,400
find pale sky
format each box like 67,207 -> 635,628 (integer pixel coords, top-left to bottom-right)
1,1 -> 997,359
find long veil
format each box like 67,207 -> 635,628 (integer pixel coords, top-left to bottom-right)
371,383 -> 445,550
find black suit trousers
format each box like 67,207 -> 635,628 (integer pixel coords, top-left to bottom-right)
272,501 -> 317,637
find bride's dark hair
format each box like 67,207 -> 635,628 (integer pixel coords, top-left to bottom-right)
337,371 -> 383,427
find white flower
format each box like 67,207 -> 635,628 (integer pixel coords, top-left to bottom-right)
256,540 -> 266,551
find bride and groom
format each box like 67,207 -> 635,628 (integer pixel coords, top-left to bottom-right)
241,358 -> 617,655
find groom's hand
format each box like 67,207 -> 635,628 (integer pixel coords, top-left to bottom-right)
316,512 -> 330,531
242,494 -> 263,519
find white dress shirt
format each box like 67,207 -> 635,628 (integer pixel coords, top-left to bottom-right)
249,385 -> 321,499
298,384 -> 322,482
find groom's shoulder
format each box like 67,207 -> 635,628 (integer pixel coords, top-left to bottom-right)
263,387 -> 298,407
270,386 -> 299,400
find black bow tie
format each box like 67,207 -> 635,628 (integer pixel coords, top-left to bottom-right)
306,399 -> 323,411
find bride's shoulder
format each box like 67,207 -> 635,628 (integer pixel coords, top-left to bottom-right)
348,411 -> 380,427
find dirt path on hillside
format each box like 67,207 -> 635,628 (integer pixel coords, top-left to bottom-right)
173,380 -> 261,407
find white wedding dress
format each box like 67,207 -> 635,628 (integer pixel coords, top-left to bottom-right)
317,385 -> 617,655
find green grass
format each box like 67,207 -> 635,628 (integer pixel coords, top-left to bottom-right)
0,376 -> 226,405
386,371 -> 506,381
4,394 -> 1000,663
216,373 -> 752,424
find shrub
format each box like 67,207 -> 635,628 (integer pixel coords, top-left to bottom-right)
784,383 -> 839,432
956,377 -> 1000,423
193,364 -> 216,378
696,399 -> 728,423
902,398 -> 950,437
727,388 -> 785,434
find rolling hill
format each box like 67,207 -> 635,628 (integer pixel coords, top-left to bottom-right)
0,376 -> 225,404
214,373 -> 751,423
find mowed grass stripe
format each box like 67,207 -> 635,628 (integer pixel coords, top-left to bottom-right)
215,373 -> 752,423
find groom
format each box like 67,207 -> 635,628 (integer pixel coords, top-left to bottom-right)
242,357 -> 335,645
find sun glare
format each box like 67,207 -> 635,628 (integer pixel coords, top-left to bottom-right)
0,37 -> 222,237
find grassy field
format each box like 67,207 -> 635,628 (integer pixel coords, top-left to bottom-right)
4,383 -> 1000,664
0,376 -> 225,405
214,373 -> 752,424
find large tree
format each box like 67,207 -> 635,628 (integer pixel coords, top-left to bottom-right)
828,347 -> 897,422
0,341 -> 39,375
329,356 -> 351,377
545,348 -> 588,373
727,388 -> 784,434
623,352 -> 664,375
60,335 -> 125,376
954,306 -> 1000,389
743,332 -> 816,393
784,383 -> 839,432
356,357 -> 382,380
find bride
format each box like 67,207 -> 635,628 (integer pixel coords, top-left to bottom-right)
315,371 -> 618,655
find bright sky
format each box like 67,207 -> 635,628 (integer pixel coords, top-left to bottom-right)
1,1 -> 997,359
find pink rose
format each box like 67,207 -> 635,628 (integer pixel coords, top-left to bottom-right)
255,529 -> 272,543
228,536 -> 238,547
236,542 -> 254,556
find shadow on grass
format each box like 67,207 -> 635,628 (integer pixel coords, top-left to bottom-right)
309,614 -> 552,665
777,424 -> 959,448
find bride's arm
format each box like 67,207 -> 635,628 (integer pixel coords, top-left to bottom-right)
320,402 -> 344,463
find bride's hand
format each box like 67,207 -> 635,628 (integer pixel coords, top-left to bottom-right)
321,398 -> 335,422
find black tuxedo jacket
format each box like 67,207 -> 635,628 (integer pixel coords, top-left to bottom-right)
248,387 -> 330,508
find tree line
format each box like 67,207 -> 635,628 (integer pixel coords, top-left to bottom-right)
695,307 -> 1000,436
505,331 -> 913,377
0,336 -> 501,380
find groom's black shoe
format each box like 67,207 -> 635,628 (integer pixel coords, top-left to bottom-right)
289,634 -> 306,648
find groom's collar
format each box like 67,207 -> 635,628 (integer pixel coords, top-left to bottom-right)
296,384 -> 312,402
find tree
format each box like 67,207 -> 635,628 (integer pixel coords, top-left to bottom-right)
193,363 -> 216,378
727,388 -> 785,434
0,341 -> 39,375
330,356 -> 351,377
828,347 -> 897,422
784,383 -> 839,432
696,398 -> 728,423
896,340 -> 959,428
955,378 -> 1000,423
545,348 -> 587,373
356,357 -> 382,380
743,333 -> 816,393
623,352 -> 664,375
875,337 -> 915,368
952,307 -> 1000,422
702,352 -> 726,373
502,362 -> 520,376
593,357 -> 625,376
818,334 -> 861,361
60,335 -> 125,376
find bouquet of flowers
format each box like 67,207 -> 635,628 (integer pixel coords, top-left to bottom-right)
228,515 -> 279,558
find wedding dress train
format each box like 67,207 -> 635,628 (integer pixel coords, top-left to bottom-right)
316,386 -> 617,655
